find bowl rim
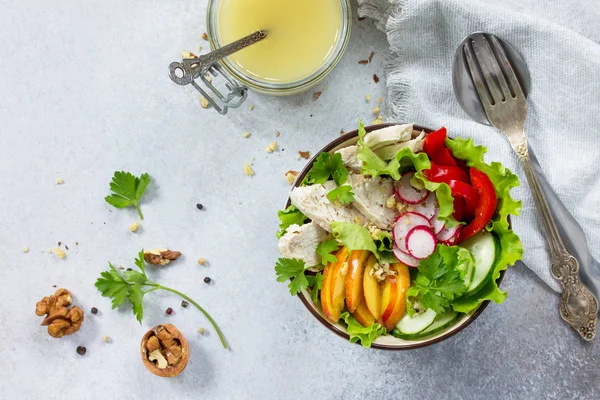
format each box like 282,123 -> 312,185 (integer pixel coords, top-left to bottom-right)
285,122 -> 506,350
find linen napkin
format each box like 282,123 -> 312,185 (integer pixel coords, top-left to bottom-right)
356,0 -> 600,292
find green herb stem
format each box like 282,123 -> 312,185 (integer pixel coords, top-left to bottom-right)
158,285 -> 228,349
135,202 -> 144,220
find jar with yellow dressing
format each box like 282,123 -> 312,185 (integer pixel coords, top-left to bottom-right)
206,0 -> 351,95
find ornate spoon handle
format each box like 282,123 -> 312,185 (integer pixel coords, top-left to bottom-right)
513,140 -> 598,340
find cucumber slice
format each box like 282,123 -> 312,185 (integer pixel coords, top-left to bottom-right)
460,230 -> 497,295
395,309 -> 437,336
392,310 -> 460,340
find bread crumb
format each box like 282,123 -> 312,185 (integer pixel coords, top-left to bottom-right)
298,151 -> 310,159
365,94 -> 371,103
181,50 -> 197,59
386,195 -> 396,209
372,106 -> 381,115
285,170 -> 299,184
198,327 -> 205,334
275,131 -> 280,138
340,129 -> 346,136
23,246 -> 29,253
201,33 -> 208,41
102,335 -> 111,343
248,104 -> 254,111
197,257 -> 207,266
242,131 -> 251,138
129,222 -> 140,232
378,96 -> 384,105
56,178 -> 64,185
265,142 -> 277,153
313,91 -> 322,100
372,114 -> 383,125
200,95 -> 210,109
243,164 -> 254,176
53,247 -> 67,259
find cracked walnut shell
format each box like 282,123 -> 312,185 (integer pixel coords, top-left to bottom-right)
35,288 -> 84,338
144,249 -> 182,266
141,324 -> 189,378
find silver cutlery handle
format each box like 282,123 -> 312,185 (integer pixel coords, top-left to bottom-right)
513,140 -> 598,340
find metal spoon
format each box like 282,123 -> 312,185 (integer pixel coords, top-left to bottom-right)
452,32 -> 600,336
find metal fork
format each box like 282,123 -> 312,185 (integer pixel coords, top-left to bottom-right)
463,34 -> 598,340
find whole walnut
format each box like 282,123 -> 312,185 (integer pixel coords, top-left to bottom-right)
36,288 -> 84,338
141,324 -> 189,378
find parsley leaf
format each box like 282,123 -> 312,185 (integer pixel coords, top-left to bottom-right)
406,245 -> 472,315
307,272 -> 324,304
306,152 -> 346,184
104,171 -> 151,220
326,185 -> 355,205
276,205 -> 308,239
316,240 -> 340,265
275,258 -> 309,295
95,249 -> 228,349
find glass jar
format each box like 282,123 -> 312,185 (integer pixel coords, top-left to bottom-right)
205,0 -> 352,97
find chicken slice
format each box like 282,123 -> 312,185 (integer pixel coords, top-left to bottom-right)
335,145 -> 362,173
374,130 -> 426,160
289,181 -> 366,232
278,222 -> 330,267
346,174 -> 398,230
363,123 -> 414,150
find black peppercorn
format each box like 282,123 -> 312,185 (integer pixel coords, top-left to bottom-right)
76,346 -> 86,356
196,203 -> 203,210
166,307 -> 173,315
181,300 -> 189,308
126,268 -> 132,271
91,307 -> 98,315
204,277 -> 211,284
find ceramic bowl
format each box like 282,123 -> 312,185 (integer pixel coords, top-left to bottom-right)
286,123 -> 506,350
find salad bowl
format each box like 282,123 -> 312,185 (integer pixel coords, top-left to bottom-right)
277,123 -> 520,350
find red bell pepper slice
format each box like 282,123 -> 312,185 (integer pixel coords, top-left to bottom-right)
423,161 -> 470,184
424,127 -> 457,166
453,197 -> 465,221
458,168 -> 497,243
448,180 -> 479,219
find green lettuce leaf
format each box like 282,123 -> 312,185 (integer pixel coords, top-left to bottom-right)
331,222 -> 396,262
413,174 -> 460,228
445,137 -> 524,313
339,311 -> 387,348
406,245 -> 474,315
276,205 -> 308,239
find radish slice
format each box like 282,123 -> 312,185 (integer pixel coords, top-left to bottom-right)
395,172 -> 429,205
393,212 -> 431,254
406,226 -> 437,259
393,246 -> 420,267
413,192 -> 437,220
430,213 -> 446,235
437,225 -> 462,245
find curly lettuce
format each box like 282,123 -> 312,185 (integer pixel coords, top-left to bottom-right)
330,222 -> 396,264
339,311 -> 386,348
446,137 -> 523,313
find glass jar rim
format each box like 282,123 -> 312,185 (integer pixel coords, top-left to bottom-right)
206,0 -> 352,95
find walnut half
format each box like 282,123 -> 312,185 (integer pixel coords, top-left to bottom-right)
140,324 -> 189,378
143,249 -> 182,266
35,288 -> 84,338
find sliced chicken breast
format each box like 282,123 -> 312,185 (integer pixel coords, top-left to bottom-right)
278,222 -> 330,267
346,174 -> 398,230
363,123 -> 414,150
374,130 -> 426,160
335,145 -> 362,173
289,181 -> 366,232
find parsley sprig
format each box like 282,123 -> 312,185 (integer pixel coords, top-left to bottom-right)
316,239 -> 340,265
104,171 -> 150,219
95,250 -> 227,349
305,153 -> 355,204
275,258 -> 324,303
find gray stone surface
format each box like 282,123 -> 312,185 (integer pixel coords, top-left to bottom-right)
0,1 -> 597,399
